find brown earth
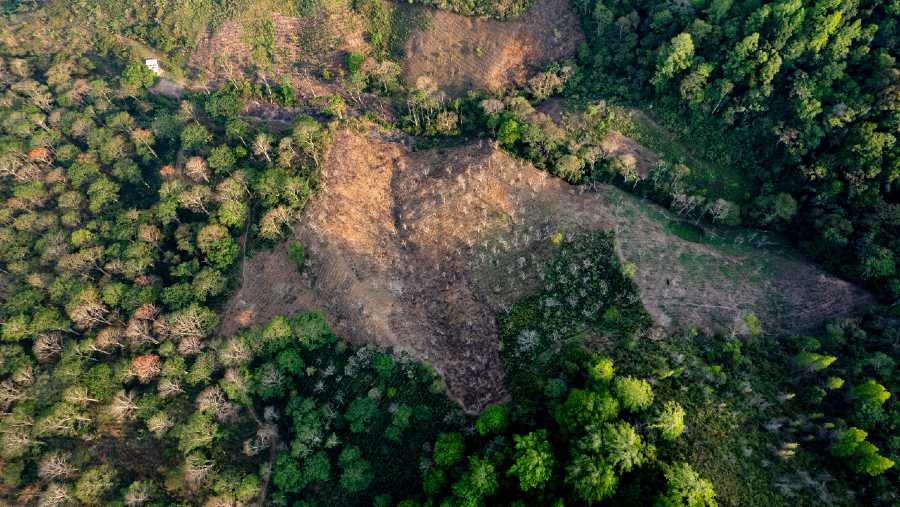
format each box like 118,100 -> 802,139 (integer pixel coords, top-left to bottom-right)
221,129 -> 873,412
403,0 -> 584,95
190,10 -> 367,99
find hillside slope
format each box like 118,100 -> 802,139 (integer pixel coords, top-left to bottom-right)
222,129 -> 873,411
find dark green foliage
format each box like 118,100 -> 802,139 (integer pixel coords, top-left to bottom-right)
345,396 -> 379,433
338,446 -> 374,493
573,0 -> 900,300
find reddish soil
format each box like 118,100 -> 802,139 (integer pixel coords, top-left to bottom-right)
403,0 -> 584,95
222,129 -> 873,412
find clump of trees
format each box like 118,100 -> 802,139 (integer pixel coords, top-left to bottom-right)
0,34 -> 331,504
414,354 -> 709,506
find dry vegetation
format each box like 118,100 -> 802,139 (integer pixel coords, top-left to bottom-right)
222,129 -> 872,411
402,0 -> 583,95
191,9 -> 368,98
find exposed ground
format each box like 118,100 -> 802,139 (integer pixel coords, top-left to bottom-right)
402,0 -> 583,95
191,9 -> 367,99
221,129 -> 873,412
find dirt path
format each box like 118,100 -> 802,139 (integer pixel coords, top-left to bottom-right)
221,129 -> 873,412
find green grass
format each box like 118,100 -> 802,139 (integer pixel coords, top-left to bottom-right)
354,0 -> 429,59
610,108 -> 749,202
665,220 -> 705,243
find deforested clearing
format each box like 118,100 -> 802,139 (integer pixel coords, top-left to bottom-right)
222,128 -> 873,411
402,0 -> 583,95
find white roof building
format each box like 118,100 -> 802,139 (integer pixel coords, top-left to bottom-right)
144,59 -> 162,75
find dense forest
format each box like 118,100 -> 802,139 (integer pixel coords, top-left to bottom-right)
572,0 -> 899,300
0,0 -> 897,505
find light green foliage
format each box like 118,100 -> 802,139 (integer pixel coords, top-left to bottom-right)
555,154 -> 585,183
566,453 -> 618,504
323,95 -> 347,119
120,61 -> 157,95
832,427 -> 895,476
652,401 -> 686,440
794,351 -> 837,372
653,33 -> 695,90
434,432 -> 466,467
474,404 -> 509,436
181,123 -> 212,151
832,427 -> 868,458
825,376 -> 845,390
453,456 -> 499,503
74,464 -> 116,505
656,462 -> 718,507
287,240 -> 306,271
177,412 -> 219,455
497,118 -> 520,147
602,421 -> 649,473
588,357 -> 615,385
614,376 -> 654,412
556,388 -> 620,433
853,379 -> 891,406
508,430 -> 555,491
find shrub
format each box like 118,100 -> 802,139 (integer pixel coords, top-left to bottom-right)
287,240 -> 306,271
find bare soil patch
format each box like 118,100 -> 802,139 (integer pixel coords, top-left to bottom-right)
402,0 -> 583,95
222,129 -> 873,411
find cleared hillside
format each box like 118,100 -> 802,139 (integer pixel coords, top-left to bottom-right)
221,129 -> 873,411
403,0 -> 582,95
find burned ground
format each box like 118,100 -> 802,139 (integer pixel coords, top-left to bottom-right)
222,129 -> 873,412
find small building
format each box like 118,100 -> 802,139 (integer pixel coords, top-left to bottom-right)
144,59 -> 162,75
